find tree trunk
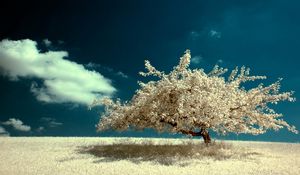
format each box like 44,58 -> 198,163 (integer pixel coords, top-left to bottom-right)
161,119 -> 211,144
179,128 -> 211,144
200,129 -> 211,144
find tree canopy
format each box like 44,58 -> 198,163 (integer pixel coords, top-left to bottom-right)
93,50 -> 298,137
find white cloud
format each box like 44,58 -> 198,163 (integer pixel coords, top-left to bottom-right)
191,56 -> 203,64
0,39 -> 116,105
0,126 -> 10,137
40,117 -> 63,128
43,39 -> 52,47
209,30 -> 221,39
2,118 -> 31,132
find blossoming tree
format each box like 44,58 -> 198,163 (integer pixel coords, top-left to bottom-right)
94,50 -> 297,144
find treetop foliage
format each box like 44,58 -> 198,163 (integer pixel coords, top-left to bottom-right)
93,50 -> 297,136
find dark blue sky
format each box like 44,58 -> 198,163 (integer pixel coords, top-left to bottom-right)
0,0 -> 299,142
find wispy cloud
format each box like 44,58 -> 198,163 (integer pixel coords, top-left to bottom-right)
40,117 -> 63,128
217,59 -> 224,64
191,56 -> 203,64
1,118 -> 31,132
36,126 -> 45,132
58,40 -> 64,45
0,126 -> 9,137
86,62 -> 129,79
85,62 -> 102,69
189,31 -> 200,40
189,29 -> 221,40
116,71 -> 129,79
0,39 -> 116,105
209,30 -> 222,39
43,39 -> 52,47
49,121 -> 63,128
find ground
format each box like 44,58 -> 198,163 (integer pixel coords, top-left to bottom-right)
0,137 -> 299,175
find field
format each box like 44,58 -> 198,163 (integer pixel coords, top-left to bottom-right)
0,137 -> 299,175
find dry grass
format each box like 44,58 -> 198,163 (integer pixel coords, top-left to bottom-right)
79,139 -> 258,166
0,137 -> 299,175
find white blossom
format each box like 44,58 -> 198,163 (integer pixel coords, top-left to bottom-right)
94,50 -> 298,135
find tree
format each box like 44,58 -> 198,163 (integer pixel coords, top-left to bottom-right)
93,50 -> 298,144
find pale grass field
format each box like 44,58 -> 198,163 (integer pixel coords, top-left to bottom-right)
0,137 -> 299,175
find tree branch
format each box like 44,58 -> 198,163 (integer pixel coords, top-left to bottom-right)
229,104 -> 247,112
160,118 -> 204,136
179,129 -> 201,136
